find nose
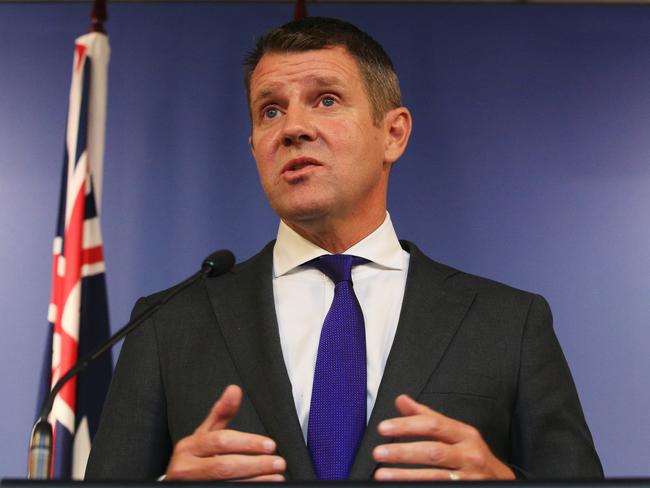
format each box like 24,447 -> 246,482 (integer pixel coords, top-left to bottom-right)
281,106 -> 317,147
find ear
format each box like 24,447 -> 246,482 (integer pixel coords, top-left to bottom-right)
383,107 -> 412,166
248,134 -> 255,155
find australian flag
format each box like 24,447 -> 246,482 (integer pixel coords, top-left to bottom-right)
36,31 -> 113,480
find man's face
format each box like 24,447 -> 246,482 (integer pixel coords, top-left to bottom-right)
248,46 -> 394,229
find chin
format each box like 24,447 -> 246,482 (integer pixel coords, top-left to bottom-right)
269,181 -> 343,222
275,201 -> 333,225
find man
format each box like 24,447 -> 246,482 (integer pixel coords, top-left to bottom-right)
86,17 -> 603,481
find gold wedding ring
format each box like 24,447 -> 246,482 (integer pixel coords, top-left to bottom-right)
448,470 -> 460,481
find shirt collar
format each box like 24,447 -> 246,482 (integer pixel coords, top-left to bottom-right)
273,212 -> 404,278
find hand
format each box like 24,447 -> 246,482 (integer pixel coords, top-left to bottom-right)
372,394 -> 515,481
165,385 -> 286,481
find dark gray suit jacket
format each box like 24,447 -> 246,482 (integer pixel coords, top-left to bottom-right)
86,241 -> 602,480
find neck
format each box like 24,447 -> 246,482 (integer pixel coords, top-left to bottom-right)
283,210 -> 386,254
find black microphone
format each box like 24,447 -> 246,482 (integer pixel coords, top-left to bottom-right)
28,250 -> 235,480
201,250 -> 236,277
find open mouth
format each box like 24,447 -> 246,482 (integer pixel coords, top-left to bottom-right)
282,157 -> 322,174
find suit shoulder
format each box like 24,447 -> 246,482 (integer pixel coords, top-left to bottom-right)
403,240 -> 544,306
136,241 -> 275,306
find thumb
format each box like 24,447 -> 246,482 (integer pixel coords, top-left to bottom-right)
198,384 -> 243,432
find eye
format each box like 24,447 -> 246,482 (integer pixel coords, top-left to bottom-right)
320,96 -> 336,107
263,107 -> 280,119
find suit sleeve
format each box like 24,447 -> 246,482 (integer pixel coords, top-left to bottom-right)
85,297 -> 172,480
509,294 -> 603,478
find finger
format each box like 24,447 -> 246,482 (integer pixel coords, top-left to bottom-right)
198,385 -> 243,433
235,474 -> 286,482
373,441 -> 458,469
179,454 -> 285,481
206,454 -> 285,480
378,410 -> 475,444
394,394 -> 434,417
191,429 -> 277,457
166,453 -> 284,481
374,467 -> 460,481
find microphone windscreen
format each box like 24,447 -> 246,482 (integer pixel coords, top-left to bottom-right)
202,250 -> 235,277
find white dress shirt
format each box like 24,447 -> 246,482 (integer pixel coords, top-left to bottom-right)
273,213 -> 410,441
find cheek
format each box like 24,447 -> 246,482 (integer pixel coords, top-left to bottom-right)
255,160 -> 276,195
321,120 -> 358,154
327,119 -> 382,168
252,133 -> 278,169
252,125 -> 280,152
252,147 -> 276,192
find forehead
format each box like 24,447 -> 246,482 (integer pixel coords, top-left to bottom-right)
249,46 -> 364,98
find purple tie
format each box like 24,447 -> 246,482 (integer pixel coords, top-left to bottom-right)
307,254 -> 368,480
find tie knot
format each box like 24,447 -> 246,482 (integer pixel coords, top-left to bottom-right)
310,254 -> 368,284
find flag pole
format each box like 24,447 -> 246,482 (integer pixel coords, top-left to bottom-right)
294,0 -> 307,20
90,0 -> 107,34
29,0 -> 112,479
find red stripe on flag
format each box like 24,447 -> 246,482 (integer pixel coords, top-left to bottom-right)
82,245 -> 104,266
53,179 -> 86,410
75,44 -> 87,73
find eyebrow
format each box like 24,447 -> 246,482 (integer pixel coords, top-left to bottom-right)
252,75 -> 345,107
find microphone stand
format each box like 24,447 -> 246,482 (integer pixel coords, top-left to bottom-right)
28,250 -> 234,480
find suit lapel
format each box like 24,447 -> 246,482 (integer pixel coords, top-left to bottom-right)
204,242 -> 316,480
349,242 -> 476,479
202,240 -> 474,480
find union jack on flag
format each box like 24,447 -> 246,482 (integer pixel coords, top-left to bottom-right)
36,31 -> 113,480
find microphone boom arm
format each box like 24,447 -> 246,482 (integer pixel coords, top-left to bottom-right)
28,250 -> 235,480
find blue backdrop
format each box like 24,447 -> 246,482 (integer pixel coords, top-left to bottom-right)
1,2 -> 649,478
